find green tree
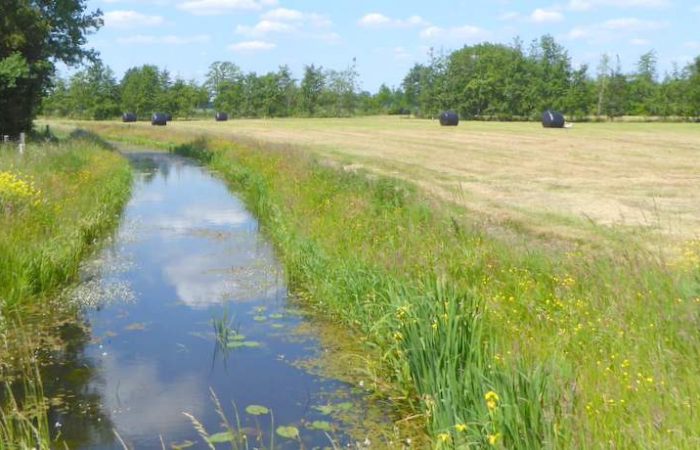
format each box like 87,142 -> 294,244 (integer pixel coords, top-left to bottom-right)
529,35 -> 572,113
300,64 -> 325,116
0,0 -> 102,135
687,56 -> 700,118
65,60 -> 120,119
120,65 -> 162,117
564,65 -> 593,120
205,61 -> 243,113
167,79 -> 207,119
628,51 -> 659,116
604,56 -> 628,120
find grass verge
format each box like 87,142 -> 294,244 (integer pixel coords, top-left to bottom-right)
0,132 -> 133,448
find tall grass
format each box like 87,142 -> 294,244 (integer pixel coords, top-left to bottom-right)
0,133 -> 132,310
0,133 -> 132,448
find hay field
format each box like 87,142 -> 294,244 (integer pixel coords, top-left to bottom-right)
55,117 -> 700,249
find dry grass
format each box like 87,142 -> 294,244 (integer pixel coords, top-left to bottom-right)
45,117 -> 700,251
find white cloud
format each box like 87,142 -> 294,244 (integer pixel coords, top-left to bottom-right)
530,8 -> 564,23
420,25 -> 489,42
261,8 -> 331,27
567,17 -> 667,42
568,0 -> 670,11
684,41 -> 700,49
177,0 -> 277,15
228,40 -> 276,52
602,17 -> 666,31
104,10 -> 165,28
236,20 -> 294,36
117,34 -> 210,44
358,12 -> 428,28
262,7 -> 300,21
237,8 -> 331,37
692,4 -> 700,12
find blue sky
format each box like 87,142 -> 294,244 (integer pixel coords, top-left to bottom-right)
81,0 -> 700,91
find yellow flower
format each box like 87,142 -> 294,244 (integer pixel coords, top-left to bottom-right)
437,433 -> 451,443
488,433 -> 501,446
485,391 -> 500,411
454,423 -> 467,432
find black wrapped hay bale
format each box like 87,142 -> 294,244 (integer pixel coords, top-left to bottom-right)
542,110 -> 565,128
215,112 -> 228,122
439,111 -> 459,126
164,113 -> 173,122
122,112 -> 137,123
151,113 -> 167,126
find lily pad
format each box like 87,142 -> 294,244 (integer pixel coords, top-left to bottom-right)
336,401 -> 353,411
172,440 -> 195,449
206,431 -> 235,443
271,323 -> 285,329
245,404 -> 270,416
276,426 -> 300,439
228,333 -> 246,342
269,313 -> 284,319
309,420 -> 332,432
313,402 -> 353,415
313,404 -> 334,415
253,315 -> 267,322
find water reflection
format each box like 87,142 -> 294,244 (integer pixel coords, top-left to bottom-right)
46,152 -> 381,449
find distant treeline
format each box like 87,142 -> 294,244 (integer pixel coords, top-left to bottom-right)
42,35 -> 700,121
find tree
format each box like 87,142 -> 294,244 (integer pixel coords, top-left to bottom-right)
65,60 -> 120,119
604,56 -> 628,120
0,0 -> 102,135
563,65 -> 593,120
167,79 -> 208,119
628,51 -> 659,116
120,65 -> 162,116
686,56 -> 700,119
300,65 -> 325,116
205,61 -> 242,113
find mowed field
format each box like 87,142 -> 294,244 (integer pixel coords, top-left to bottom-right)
55,117 -> 700,250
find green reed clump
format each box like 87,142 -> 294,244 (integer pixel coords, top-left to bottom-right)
158,134 -> 699,448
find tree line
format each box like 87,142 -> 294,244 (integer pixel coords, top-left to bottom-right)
41,60 -> 368,120
398,37 -> 700,121
41,36 -> 700,123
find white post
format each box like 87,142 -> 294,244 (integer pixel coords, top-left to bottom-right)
2,135 -> 8,143
18,132 -> 25,154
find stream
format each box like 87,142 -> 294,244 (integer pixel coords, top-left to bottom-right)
43,152 -> 384,449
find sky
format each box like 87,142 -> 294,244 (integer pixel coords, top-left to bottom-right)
79,0 -> 700,92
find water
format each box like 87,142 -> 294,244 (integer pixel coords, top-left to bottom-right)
45,152 -> 381,449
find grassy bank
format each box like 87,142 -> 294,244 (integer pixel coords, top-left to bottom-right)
0,133 -> 132,447
167,136 -> 699,449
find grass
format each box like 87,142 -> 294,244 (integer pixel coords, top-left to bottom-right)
0,132 -> 132,448
0,132 -> 132,311
47,120 -> 700,448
